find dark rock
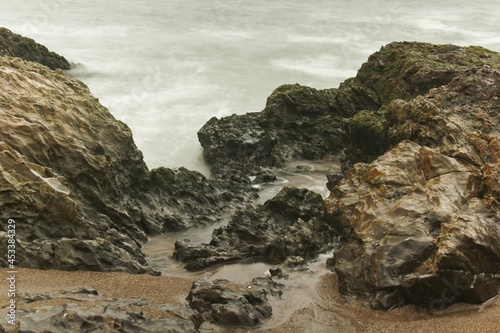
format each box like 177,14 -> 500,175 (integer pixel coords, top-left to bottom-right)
0,289 -> 199,333
0,27 -> 70,70
0,48 -> 253,274
175,187 -> 336,271
198,84 -> 344,178
187,278 -> 282,328
325,43 -> 500,309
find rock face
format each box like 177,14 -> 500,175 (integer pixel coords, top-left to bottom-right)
174,187 -> 336,271
325,43 -> 500,309
198,84 -> 343,179
0,55 -> 251,274
0,27 -> 70,70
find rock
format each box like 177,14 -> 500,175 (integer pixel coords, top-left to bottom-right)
325,43 -> 500,309
175,187 -> 336,271
0,49 -> 253,273
199,42 -> 500,177
0,288 -> 199,333
198,84 -> 344,179
0,27 -> 70,70
187,278 -> 282,328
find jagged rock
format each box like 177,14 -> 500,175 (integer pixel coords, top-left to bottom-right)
199,42 -> 500,178
0,27 -> 70,70
174,187 -> 335,271
0,53 -> 252,273
198,84 -> 344,179
325,43 -> 500,309
187,278 -> 282,328
0,288 -> 199,333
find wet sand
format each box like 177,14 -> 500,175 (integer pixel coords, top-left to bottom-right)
1,268 -> 499,333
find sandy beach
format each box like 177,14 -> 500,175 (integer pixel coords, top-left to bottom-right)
1,268 -> 499,333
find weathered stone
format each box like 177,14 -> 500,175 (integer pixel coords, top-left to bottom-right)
0,288 -> 199,333
174,187 -> 335,271
198,84 -> 343,178
0,54 -> 253,273
187,278 -> 282,328
0,27 -> 70,70
325,43 -> 500,309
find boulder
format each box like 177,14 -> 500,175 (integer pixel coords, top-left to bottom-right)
187,277 -> 282,328
325,43 -> 500,309
198,84 -> 344,179
174,187 -> 336,271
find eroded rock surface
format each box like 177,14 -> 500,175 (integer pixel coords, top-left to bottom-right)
187,277 -> 282,328
0,55 -> 252,274
197,42 -> 500,309
198,84 -> 343,179
0,288 -> 200,333
174,187 -> 336,271
325,44 -> 500,309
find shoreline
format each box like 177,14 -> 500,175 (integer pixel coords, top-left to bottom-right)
2,268 -> 499,333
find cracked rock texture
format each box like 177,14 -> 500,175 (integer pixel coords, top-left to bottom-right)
0,52 -> 251,273
325,42 -> 500,309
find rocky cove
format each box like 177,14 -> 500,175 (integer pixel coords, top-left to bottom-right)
0,27 -> 499,332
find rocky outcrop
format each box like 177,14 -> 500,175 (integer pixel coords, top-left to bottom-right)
198,84 -> 343,179
187,277 -> 282,328
174,187 -> 336,271
197,42 -> 500,309
0,288 -> 200,333
0,55 -> 252,274
0,27 -> 70,70
325,43 -> 500,309
199,43 -> 500,177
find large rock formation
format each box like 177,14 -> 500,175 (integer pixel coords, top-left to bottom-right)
0,53 -> 251,273
326,43 -> 500,309
198,42 -> 500,309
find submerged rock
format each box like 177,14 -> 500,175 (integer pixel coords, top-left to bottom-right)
325,43 -> 500,309
174,187 -> 336,271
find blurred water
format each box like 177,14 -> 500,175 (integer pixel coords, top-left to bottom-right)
1,0 -> 499,172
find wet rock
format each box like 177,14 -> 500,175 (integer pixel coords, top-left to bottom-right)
0,27 -> 70,70
0,49 -> 252,273
0,289 -> 199,333
199,42 -> 500,177
198,84 -> 344,178
175,187 -> 335,271
325,43 -> 500,309
187,278 -> 282,328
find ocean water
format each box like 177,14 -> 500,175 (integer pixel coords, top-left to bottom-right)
1,0 -> 499,173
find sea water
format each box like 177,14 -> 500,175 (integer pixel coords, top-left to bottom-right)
1,0 -> 499,173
